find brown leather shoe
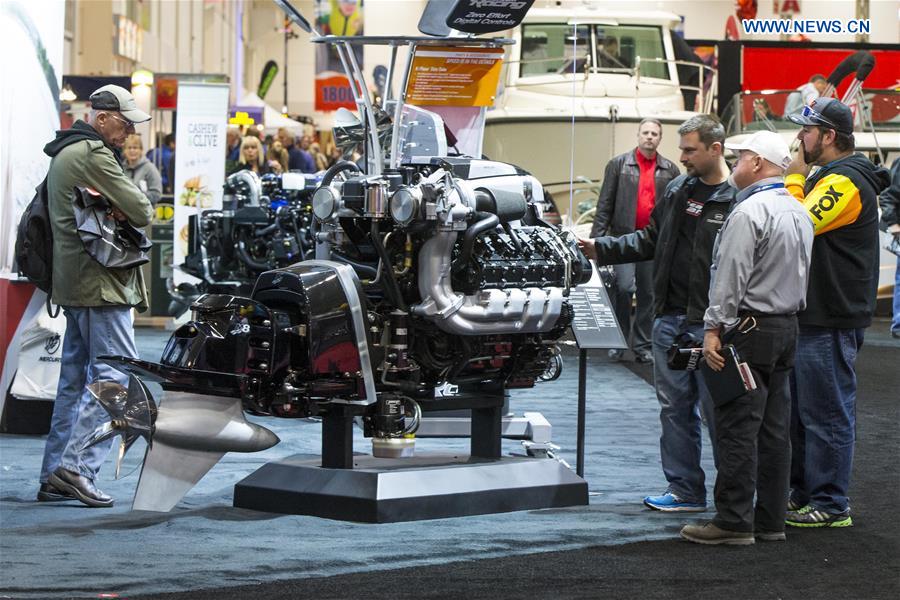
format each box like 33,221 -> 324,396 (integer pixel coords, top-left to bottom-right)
680,522 -> 754,545
48,468 -> 114,508
755,530 -> 787,542
36,482 -> 76,502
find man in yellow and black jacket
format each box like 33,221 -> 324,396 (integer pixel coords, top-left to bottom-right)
783,98 -> 890,529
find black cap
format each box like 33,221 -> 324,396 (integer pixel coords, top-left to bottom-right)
788,97 -> 853,135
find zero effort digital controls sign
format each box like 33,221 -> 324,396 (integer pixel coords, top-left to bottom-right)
444,0 -> 535,34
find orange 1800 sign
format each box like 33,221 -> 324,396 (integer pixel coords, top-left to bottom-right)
316,74 -> 356,112
405,47 -> 505,107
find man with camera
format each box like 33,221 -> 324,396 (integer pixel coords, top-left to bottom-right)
579,114 -> 734,512
680,131 -> 813,545
37,85 -> 153,508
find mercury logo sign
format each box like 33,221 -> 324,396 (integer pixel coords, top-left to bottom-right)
45,334 -> 61,355
470,0 -> 527,8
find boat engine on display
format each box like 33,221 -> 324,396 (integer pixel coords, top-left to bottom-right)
160,155 -> 590,441
168,170 -> 319,315
87,0 -> 597,513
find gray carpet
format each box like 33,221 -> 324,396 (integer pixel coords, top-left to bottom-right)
1,320 -> 897,599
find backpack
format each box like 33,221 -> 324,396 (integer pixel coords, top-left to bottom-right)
15,176 -> 59,317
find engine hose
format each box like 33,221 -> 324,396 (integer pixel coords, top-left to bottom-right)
289,211 -> 306,255
502,222 -> 523,253
370,220 -> 407,310
452,212 -> 499,273
236,240 -> 271,271
331,250 -> 378,279
254,223 -> 278,237
321,160 -> 361,186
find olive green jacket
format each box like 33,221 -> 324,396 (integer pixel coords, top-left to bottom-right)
47,139 -> 153,310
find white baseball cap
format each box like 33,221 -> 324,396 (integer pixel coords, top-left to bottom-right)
89,84 -> 151,123
725,131 -> 791,170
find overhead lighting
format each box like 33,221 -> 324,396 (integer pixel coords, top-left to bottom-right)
59,84 -> 77,102
132,69 -> 154,87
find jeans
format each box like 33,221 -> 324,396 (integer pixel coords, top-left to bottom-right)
651,314 -> 717,503
790,326 -> 863,514
711,315 -> 796,533
39,306 -> 138,483
610,261 -> 654,354
893,256 -> 900,335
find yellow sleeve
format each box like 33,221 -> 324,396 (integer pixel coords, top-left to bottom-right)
787,172 -> 862,235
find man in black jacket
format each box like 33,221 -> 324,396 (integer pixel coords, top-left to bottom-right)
880,158 -> 900,339
783,98 -> 891,528
579,114 -> 734,512
590,119 -> 681,363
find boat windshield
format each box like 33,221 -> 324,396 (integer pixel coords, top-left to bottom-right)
520,23 -> 669,80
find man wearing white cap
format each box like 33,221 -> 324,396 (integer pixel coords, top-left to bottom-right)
680,131 -> 814,545
37,85 -> 153,508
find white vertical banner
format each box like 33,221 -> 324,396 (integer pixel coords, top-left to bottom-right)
172,82 -> 230,284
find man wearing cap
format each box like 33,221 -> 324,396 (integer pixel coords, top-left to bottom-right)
37,85 -> 153,508
783,97 -> 890,528
680,131 -> 813,545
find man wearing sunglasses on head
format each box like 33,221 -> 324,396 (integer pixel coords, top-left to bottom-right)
37,85 -> 153,508
783,97 -> 890,528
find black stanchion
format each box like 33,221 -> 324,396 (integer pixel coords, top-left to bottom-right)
576,348 -> 587,477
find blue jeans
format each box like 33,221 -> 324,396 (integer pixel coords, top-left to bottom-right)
39,306 -> 138,483
651,314 -> 717,503
893,256 -> 900,335
790,326 -> 863,514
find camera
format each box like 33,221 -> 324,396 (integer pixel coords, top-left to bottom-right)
666,335 -> 703,371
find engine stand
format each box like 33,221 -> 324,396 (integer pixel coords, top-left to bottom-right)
233,392 -> 588,522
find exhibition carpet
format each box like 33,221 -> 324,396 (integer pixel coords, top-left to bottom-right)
0,321 -> 897,599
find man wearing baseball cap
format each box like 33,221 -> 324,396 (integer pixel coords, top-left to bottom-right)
783,97 -> 890,528
680,131 -> 814,545
37,85 -> 153,508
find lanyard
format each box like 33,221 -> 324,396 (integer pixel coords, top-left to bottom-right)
746,182 -> 784,198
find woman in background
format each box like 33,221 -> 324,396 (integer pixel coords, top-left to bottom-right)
123,133 -> 162,206
266,140 -> 289,174
229,136 -> 272,175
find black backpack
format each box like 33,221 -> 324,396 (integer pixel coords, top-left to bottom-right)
15,176 -> 59,316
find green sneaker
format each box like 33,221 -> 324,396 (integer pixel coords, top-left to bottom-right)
785,505 -> 852,528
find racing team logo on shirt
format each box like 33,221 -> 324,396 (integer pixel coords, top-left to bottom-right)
685,199 -> 704,217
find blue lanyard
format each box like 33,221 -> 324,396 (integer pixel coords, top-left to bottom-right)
747,182 -> 784,198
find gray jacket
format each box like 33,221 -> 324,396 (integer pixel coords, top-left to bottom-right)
590,149 -> 681,237
124,156 -> 162,206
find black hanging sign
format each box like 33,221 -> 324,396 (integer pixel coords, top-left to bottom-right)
443,0 -> 535,35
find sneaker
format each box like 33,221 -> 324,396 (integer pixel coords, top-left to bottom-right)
608,349 -> 625,362
755,530 -> 787,542
634,350 -> 654,364
681,522 -> 754,545
643,492 -> 706,512
785,505 -> 852,528
786,495 -> 805,512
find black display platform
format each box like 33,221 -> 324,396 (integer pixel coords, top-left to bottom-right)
233,453 -> 588,523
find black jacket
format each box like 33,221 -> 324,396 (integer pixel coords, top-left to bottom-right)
590,149 -> 681,237
879,157 -> 900,229
592,174 -> 736,323
796,153 -> 890,329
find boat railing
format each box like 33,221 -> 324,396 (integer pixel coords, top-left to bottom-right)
504,54 -> 717,114
724,88 -> 899,137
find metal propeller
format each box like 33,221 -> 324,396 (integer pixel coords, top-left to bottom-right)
81,375 -> 157,479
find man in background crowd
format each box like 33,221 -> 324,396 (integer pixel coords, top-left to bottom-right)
784,98 -> 890,528
146,132 -> 175,194
579,115 -> 734,513
878,158 -> 900,339
590,119 -> 680,363
782,74 -> 828,118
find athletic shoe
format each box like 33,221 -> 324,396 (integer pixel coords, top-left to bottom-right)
643,492 -> 706,512
680,522 -> 754,545
786,493 -> 805,512
785,505 -> 852,528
